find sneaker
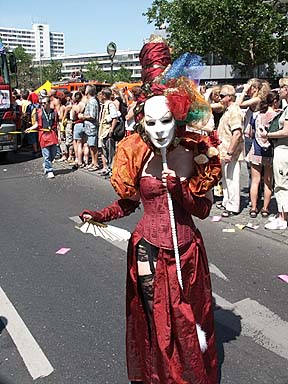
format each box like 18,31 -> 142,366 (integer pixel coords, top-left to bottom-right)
99,169 -> 110,176
47,171 -> 55,179
268,214 -> 278,222
264,218 -> 287,230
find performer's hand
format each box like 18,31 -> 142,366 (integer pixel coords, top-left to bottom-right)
224,154 -> 232,163
80,213 -> 93,222
162,169 -> 176,187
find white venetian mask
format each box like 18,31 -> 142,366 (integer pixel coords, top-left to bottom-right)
144,95 -> 176,149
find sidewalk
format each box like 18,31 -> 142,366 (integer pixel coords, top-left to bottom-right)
211,164 -> 288,246
54,159 -> 288,246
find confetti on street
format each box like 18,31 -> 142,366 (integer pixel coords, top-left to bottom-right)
211,216 -> 222,222
235,224 -> 246,230
246,223 -> 259,230
56,247 -> 71,255
222,228 -> 236,233
278,275 -> 288,284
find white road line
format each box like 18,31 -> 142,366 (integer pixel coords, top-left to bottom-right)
72,216 -> 288,359
209,263 -> 229,281
0,287 -> 54,380
214,293 -> 288,360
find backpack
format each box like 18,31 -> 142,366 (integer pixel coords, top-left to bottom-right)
112,119 -> 125,142
107,101 -> 125,142
23,103 -> 38,127
119,100 -> 128,120
267,106 -> 287,135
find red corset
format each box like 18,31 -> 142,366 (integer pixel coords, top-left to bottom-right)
135,176 -> 196,249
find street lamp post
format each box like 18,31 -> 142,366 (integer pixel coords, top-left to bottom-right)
39,54 -> 43,84
106,42 -> 117,83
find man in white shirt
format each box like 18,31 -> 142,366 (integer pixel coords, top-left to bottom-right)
98,88 -> 118,177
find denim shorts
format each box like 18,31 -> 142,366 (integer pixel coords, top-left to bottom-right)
84,122 -> 97,147
73,123 -> 85,140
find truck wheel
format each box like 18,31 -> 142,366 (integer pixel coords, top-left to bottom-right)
4,150 -> 16,163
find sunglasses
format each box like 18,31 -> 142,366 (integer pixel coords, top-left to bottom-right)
219,93 -> 231,99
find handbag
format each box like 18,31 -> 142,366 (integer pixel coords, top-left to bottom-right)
112,118 -> 125,141
267,107 -> 287,133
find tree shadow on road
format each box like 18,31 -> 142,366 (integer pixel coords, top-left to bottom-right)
0,316 -> 7,334
213,300 -> 242,383
0,317 -> 13,384
54,168 -> 74,176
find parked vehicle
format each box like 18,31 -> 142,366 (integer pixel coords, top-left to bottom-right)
51,80 -> 110,94
0,39 -> 19,160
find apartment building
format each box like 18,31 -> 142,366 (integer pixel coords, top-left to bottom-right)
38,50 -> 142,80
0,23 -> 65,59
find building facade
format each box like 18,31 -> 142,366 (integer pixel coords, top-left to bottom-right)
37,50 -> 288,84
38,50 -> 142,81
0,23 -> 65,60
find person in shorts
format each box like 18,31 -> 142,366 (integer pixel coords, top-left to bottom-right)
77,85 -> 99,170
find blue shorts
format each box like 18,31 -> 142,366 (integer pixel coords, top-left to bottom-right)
84,122 -> 97,147
86,135 -> 97,147
73,123 -> 85,140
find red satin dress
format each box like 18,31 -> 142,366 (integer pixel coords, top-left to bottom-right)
126,176 -> 218,384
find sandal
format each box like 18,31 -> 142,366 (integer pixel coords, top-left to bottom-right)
222,210 -> 238,217
261,209 -> 269,218
216,202 -> 226,210
249,209 -> 258,218
87,164 -> 100,172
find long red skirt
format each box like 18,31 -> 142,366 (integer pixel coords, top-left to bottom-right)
126,229 -> 218,384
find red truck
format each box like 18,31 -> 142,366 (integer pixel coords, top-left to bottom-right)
0,39 -> 19,161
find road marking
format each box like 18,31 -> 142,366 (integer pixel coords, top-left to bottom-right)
0,287 -> 54,380
214,293 -> 288,360
209,263 -> 229,281
72,216 -> 288,360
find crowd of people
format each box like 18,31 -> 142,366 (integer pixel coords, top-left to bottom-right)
13,83 -> 142,178
199,77 -> 288,231
12,74 -> 288,230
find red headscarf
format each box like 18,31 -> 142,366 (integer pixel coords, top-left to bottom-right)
28,92 -> 39,104
139,41 -> 171,84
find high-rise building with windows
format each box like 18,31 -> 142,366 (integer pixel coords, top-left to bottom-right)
0,23 -> 65,59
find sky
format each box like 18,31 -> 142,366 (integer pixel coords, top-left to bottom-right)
0,0 -> 157,55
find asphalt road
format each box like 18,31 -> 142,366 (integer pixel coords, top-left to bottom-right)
0,152 -> 287,384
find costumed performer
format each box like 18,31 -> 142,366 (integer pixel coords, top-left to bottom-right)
79,35 -> 222,384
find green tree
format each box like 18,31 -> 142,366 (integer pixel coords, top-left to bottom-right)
41,60 -> 62,82
86,61 -> 132,83
145,0 -> 288,77
85,60 -> 111,82
112,65 -> 133,83
12,46 -> 34,88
